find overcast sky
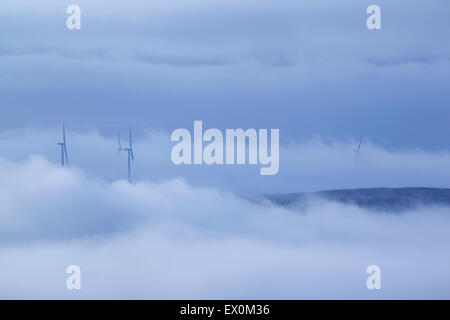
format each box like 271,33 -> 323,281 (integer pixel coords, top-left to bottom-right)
0,0 -> 449,149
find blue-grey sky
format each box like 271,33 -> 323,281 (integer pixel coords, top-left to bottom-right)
1,0 -> 449,149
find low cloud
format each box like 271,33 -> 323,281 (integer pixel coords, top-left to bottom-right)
0,156 -> 449,298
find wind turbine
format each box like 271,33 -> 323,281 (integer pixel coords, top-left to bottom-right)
57,124 -> 69,166
354,137 -> 363,164
117,129 -> 134,181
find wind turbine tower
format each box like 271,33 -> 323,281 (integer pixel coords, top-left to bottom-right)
117,129 -> 134,181
57,124 -> 69,166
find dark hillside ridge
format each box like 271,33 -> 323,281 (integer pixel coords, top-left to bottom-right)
265,187 -> 450,211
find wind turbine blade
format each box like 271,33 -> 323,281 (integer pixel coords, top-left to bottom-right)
60,145 -> 64,166
129,128 -> 132,149
117,131 -> 122,150
63,124 -> 66,144
64,145 -> 68,165
131,149 -> 134,162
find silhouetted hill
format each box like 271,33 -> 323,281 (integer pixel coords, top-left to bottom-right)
265,187 -> 450,212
